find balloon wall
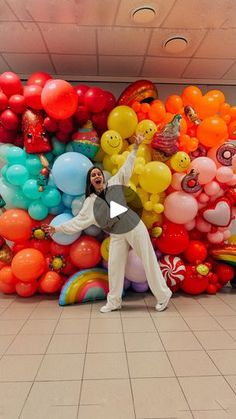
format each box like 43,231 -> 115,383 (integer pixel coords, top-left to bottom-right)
0,72 -> 236,299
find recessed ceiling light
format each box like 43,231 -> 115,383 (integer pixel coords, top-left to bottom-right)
132,6 -> 156,24
164,36 -> 188,53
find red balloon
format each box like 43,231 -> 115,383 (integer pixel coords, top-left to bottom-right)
41,79 -> 78,120
74,84 -> 89,105
103,91 -> 116,112
27,72 -> 52,88
207,284 -> 217,294
0,91 -> 8,110
180,265 -> 209,294
50,242 -> 70,257
215,263 -> 235,284
0,266 -> 17,285
16,281 -> 38,297
24,84 -> 43,110
61,257 -> 77,276
0,280 -> 15,294
43,116 -> 58,132
0,209 -> 33,242
29,238 -> 51,255
154,220 -> 189,255
39,271 -> 62,293
0,72 -> 23,97
12,241 -> 31,254
84,87 -> 106,113
92,111 -> 108,131
184,240 -> 208,264
56,131 -> 70,143
11,249 -> 46,282
58,118 -> 74,133
9,94 -> 26,114
69,235 -> 101,269
74,105 -> 90,125
1,109 -> 20,130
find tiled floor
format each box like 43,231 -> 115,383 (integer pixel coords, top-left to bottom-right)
1,289 -> 236,418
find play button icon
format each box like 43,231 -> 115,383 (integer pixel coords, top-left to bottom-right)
110,201 -> 128,219
93,185 -> 143,234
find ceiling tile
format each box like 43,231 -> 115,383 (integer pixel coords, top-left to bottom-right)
115,0 -> 175,27
183,58 -> 234,79
99,56 -> 142,77
195,29 -> 236,59
39,24 -> 96,54
223,62 -> 236,80
0,22 -> 47,53
162,0 -> 235,29
0,55 -> 10,72
2,53 -> 55,74
97,27 -> 151,55
7,0 -> 119,25
148,28 -> 206,57
52,55 -> 97,76
142,57 -> 190,78
0,0 -> 18,20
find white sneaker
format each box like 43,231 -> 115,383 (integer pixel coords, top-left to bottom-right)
100,303 -> 121,313
155,290 -> 172,312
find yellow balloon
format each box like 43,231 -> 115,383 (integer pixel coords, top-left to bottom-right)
228,235 -> 236,245
101,237 -> 110,261
130,173 -> 139,185
153,203 -> 164,214
121,139 -> 129,152
142,210 -> 162,229
101,130 -> 123,155
108,106 -> 138,139
103,154 -> 116,173
136,119 -> 157,144
170,151 -> 190,172
139,161 -> 172,194
137,143 -> 152,162
93,147 -> 105,162
136,187 -> 149,205
144,201 -> 153,211
125,182 -> 137,203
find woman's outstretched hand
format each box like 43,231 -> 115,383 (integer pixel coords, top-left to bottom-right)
133,133 -> 145,147
41,224 -> 56,236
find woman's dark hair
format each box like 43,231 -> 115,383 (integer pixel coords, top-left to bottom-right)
85,166 -> 105,197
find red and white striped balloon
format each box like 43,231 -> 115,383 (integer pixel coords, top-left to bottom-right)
160,255 -> 186,290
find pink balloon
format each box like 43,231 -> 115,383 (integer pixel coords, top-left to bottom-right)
198,193 -> 210,203
189,157 -> 217,184
125,249 -> 146,283
223,230 -> 231,240
171,173 -> 185,190
184,219 -> 196,231
207,146 -> 221,168
207,231 -> 224,244
196,216 -> 211,232
216,167 -> 234,183
227,174 -> 236,186
204,181 -> 221,196
164,191 -> 198,224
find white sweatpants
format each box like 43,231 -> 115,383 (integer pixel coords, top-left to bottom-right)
107,220 -> 170,308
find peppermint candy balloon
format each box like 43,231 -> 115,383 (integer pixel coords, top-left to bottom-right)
160,255 -> 186,290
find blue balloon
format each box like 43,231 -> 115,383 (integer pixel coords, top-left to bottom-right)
6,164 -> 29,186
6,147 -> 27,166
22,179 -> 41,200
50,212 -> 81,245
47,173 -> 56,187
62,193 -> 74,208
48,201 -> 65,215
71,195 -> 85,216
41,187 -> 61,207
28,200 -> 48,220
52,152 -> 92,195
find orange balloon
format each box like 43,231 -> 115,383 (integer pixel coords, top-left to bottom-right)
39,271 -> 62,294
137,111 -> 146,121
220,102 -> 231,116
0,209 -> 33,242
15,281 -> 38,297
180,118 -> 188,134
141,103 -> 150,113
131,101 -> 141,112
0,280 -> 15,294
0,261 -> 7,270
230,106 -> 236,121
205,89 -> 225,105
11,248 -> 46,282
148,100 -> 166,123
197,116 -> 228,148
0,266 -> 17,285
228,120 -> 236,139
187,137 -> 199,152
182,86 -> 202,106
179,134 -> 190,147
195,95 -> 220,119
222,114 -> 231,124
165,95 -> 183,114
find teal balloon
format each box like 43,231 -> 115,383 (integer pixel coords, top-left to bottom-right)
12,190 -> 30,209
66,143 -> 73,152
6,164 -> 29,186
41,187 -> 61,207
22,179 -> 42,200
44,152 -> 54,162
25,155 -> 42,175
52,138 -> 66,156
6,147 -> 27,166
28,200 -> 48,220
47,173 -> 56,187
0,178 -> 18,208
1,164 -> 9,180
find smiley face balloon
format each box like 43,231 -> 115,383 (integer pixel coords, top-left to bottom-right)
170,151 -> 190,172
135,119 -> 157,144
101,130 -> 123,155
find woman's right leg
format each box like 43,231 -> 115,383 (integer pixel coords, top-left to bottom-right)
100,235 -> 129,313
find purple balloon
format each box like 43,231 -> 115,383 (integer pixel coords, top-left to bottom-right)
124,278 -> 131,290
125,249 -> 147,283
101,259 -> 108,269
131,281 -> 149,292
155,249 -> 162,259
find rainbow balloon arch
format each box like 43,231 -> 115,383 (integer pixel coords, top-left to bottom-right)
0,72 -> 236,301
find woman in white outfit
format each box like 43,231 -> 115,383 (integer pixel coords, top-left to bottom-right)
43,135 -> 172,313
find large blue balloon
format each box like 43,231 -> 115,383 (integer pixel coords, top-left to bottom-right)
50,212 -> 81,245
51,152 -> 92,195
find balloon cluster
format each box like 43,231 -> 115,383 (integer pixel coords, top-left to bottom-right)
1,74 -> 236,298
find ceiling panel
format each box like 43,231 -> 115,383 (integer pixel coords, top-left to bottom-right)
148,28 -> 206,57
0,55 -> 10,72
52,54 -> 97,76
142,57 -> 190,78
97,27 -> 151,56
39,24 -> 97,54
3,53 -> 55,74
99,56 -> 143,77
162,0 -> 235,29
0,0 -> 18,20
0,22 -> 47,53
223,63 -> 236,80
115,0 -> 175,27
195,29 -> 236,59
183,58 -> 234,79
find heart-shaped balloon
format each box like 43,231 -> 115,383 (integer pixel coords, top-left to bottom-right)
202,198 -> 232,227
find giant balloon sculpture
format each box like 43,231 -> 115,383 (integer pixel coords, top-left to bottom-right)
0,73 -> 236,300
